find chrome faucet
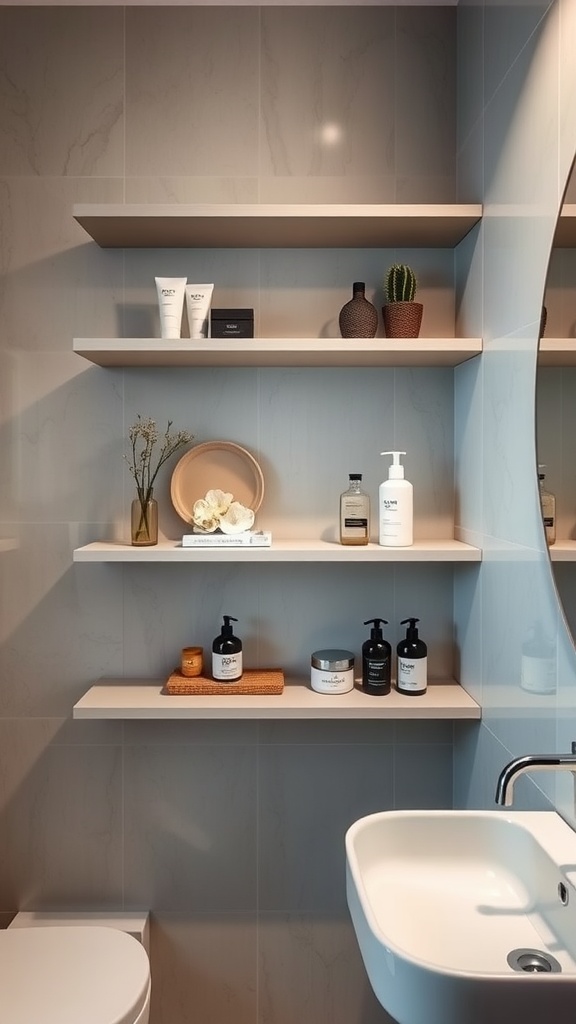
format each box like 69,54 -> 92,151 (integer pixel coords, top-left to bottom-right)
495,753 -> 576,806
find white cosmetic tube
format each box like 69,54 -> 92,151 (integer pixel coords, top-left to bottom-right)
156,277 -> 187,339
185,283 -> 214,340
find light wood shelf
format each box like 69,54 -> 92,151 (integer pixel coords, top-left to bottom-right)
552,204 -> 576,246
550,541 -> 576,561
73,539 -> 482,563
74,337 -> 482,369
538,339 -> 576,365
73,677 -> 481,720
73,203 -> 482,249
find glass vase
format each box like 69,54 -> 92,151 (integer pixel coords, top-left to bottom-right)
131,492 -> 158,546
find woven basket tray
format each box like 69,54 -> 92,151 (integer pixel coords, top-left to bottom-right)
165,668 -> 285,696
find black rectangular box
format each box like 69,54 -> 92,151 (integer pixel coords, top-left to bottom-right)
211,308 -> 254,338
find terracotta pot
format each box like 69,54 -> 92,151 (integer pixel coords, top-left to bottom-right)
382,301 -> 423,338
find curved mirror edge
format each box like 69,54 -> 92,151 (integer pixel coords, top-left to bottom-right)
536,157 -> 576,648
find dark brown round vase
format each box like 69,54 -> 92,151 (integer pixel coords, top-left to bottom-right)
339,282 -> 378,338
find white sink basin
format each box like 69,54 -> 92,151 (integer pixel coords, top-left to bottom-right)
346,810 -> 576,1024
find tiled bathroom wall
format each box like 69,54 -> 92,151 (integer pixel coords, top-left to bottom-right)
453,0 -> 576,821
0,8 -> 458,1023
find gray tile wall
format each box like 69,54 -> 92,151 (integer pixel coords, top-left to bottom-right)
454,0 -> 576,820
0,8 -> 457,1023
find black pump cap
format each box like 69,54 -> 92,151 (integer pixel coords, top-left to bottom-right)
221,615 -> 238,636
364,618 -> 388,639
401,617 -> 420,640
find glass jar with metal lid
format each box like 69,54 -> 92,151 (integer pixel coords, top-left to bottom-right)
310,648 -> 355,694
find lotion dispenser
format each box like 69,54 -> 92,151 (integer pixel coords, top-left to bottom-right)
396,617 -> 427,695
379,451 -> 413,546
362,618 -> 391,695
212,615 -> 243,682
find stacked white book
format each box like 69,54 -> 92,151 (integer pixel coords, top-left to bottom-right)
181,530 -> 272,548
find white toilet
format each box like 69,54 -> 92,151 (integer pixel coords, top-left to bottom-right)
0,923 -> 151,1024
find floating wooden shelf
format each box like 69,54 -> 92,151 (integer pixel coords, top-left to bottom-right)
73,677 -> 481,720
73,203 -> 483,249
73,539 -> 482,563
538,339 -> 576,365
74,337 -> 482,369
550,541 -> 576,562
552,204 -> 576,247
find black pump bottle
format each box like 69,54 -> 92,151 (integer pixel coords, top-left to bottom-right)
212,615 -> 243,682
362,618 -> 391,695
396,617 -> 427,695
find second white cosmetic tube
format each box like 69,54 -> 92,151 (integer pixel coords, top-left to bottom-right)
156,277 -> 187,339
185,283 -> 214,339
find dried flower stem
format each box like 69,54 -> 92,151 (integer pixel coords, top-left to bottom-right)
125,416 -> 194,507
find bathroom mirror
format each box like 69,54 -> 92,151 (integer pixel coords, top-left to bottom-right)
536,158 -> 576,643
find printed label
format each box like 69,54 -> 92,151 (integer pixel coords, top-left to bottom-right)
397,657 -> 427,692
212,651 -> 242,681
365,657 -> 389,684
310,667 -> 354,693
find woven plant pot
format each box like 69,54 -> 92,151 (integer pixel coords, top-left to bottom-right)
383,301 -> 423,338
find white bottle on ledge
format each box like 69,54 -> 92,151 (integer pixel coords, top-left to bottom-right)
378,451 -> 413,547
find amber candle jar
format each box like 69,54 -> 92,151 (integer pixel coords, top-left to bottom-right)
181,646 -> 204,677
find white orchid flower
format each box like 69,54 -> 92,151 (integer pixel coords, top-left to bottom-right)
219,501 -> 255,535
204,489 -> 233,514
192,498 -> 220,533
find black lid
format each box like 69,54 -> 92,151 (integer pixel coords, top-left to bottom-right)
353,281 -> 365,291
349,473 -> 362,480
401,617 -> 420,640
211,308 -> 254,319
364,618 -> 388,639
221,615 -> 238,636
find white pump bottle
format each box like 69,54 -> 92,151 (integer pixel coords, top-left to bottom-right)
378,451 -> 413,547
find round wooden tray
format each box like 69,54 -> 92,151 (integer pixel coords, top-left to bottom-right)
170,440 -> 264,526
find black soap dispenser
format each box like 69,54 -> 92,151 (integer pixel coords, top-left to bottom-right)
362,618 -> 391,695
212,615 -> 243,682
396,618 -> 427,695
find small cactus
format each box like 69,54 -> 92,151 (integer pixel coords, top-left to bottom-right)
385,264 -> 417,303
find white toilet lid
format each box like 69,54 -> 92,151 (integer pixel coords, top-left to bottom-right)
0,925 -> 150,1024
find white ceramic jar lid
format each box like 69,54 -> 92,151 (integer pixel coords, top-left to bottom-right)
0,925 -> 150,1024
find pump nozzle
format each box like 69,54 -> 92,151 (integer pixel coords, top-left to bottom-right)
364,618 -> 388,638
401,617 -> 420,640
380,451 -> 407,479
222,615 -> 238,635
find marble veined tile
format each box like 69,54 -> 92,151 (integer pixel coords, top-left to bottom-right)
259,175 -> 396,205
260,7 -> 395,180
259,914 -> 384,1024
149,913 -> 257,1024
0,719 -> 123,910
0,8 -> 123,177
396,8 -> 456,182
123,743 -> 257,912
0,525 -> 123,718
258,742 -> 394,913
0,177 -> 124,349
125,7 -> 260,178
125,177 -> 259,205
